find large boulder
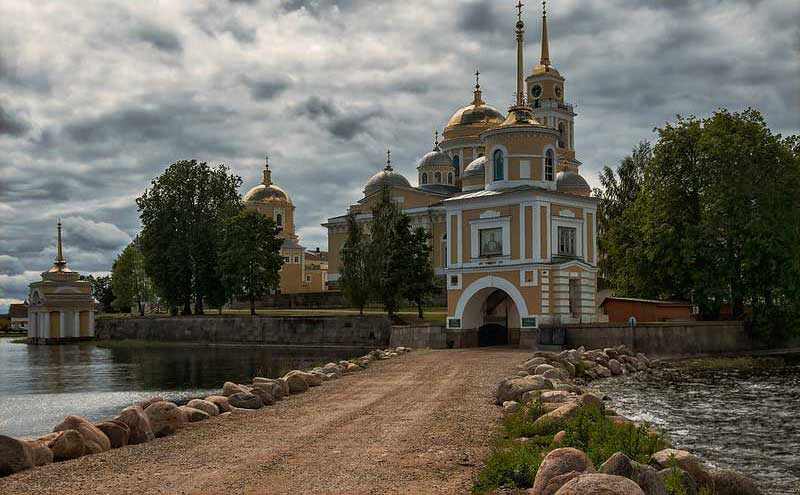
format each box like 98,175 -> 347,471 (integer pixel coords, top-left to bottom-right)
114,405 -> 155,444
540,391 -> 578,404
53,415 -> 111,453
599,452 -> 634,478
533,403 -> 580,428
248,386 -> 275,406
649,449 -> 711,488
252,380 -> 284,400
222,382 -> 250,397
178,406 -> 210,422
555,474 -> 645,495
534,363 -> 555,375
187,399 -> 220,417
631,462 -> 666,495
502,401 -> 521,414
135,396 -> 165,410
287,370 -> 321,387
276,378 -> 290,397
283,371 -> 310,394
322,362 -> 343,377
710,470 -> 761,495
21,439 -> 53,467
607,359 -> 623,375
520,357 -> 549,372
205,395 -> 232,413
0,435 -> 34,476
228,392 -> 263,410
94,420 -> 130,449
532,447 -> 596,495
543,368 -> 571,382
39,429 -> 85,461
496,375 -> 553,403
144,401 -> 185,437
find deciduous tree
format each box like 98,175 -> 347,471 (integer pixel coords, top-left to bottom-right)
339,213 -> 370,315
111,241 -> 155,316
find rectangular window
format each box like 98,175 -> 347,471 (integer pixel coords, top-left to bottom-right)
479,228 -> 503,257
283,256 -> 290,263
305,275 -> 311,282
293,256 -> 300,264
450,275 -> 459,286
558,226 -> 576,256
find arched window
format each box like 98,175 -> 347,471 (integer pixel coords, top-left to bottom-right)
452,155 -> 460,177
558,122 -> 566,148
545,149 -> 554,181
493,150 -> 504,181
276,213 -> 283,227
448,172 -> 453,184
434,171 -> 442,183
421,172 -> 428,184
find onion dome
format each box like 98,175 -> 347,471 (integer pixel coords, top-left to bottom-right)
462,156 -> 486,178
444,73 -> 504,134
556,170 -> 591,197
364,149 -> 412,196
244,157 -> 292,204
417,133 -> 452,170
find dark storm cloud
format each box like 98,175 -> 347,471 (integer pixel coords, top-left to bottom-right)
242,76 -> 292,100
132,23 -> 183,53
0,102 -> 30,136
0,0 -> 797,312
295,97 -> 383,140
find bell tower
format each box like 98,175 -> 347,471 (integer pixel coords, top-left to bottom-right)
525,1 -> 579,171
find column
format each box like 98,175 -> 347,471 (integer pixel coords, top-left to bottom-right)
89,311 -> 95,337
59,312 -> 66,339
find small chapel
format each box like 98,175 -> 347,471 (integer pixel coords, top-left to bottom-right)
325,2 -> 600,346
27,221 -> 96,344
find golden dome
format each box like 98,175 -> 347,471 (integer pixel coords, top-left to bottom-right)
243,157 -> 292,204
445,81 -> 504,131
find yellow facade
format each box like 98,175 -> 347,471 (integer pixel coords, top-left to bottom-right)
325,4 -> 600,342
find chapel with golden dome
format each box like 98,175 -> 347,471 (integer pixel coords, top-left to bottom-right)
244,157 -> 328,293
325,2 -> 599,346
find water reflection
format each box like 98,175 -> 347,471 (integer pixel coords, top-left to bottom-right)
0,338 -> 366,438
591,354 -> 800,495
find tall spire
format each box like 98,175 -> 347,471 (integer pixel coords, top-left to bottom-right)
262,155 -> 272,186
55,219 -> 65,265
433,129 -> 440,150
515,1 -> 525,106
540,0 -> 550,66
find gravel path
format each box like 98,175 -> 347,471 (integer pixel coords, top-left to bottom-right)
0,347 -> 529,495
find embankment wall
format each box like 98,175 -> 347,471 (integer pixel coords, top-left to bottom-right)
96,315 -> 391,347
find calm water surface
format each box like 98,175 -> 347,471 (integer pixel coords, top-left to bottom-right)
0,338 -> 366,438
591,354 -> 800,495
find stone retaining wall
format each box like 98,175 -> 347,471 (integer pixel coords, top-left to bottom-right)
520,321 -> 757,357
389,325 -> 447,349
96,315 -> 392,347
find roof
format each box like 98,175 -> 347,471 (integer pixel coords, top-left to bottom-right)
9,303 -> 28,318
243,183 -> 291,203
462,156 -> 486,178
281,238 -> 305,250
600,297 -> 694,307
444,184 -> 600,204
363,166 -> 412,196
305,250 -> 328,261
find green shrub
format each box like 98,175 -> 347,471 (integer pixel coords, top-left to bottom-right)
663,465 -> 688,495
473,440 -> 543,493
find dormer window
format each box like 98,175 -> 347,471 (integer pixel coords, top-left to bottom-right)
493,150 -> 504,181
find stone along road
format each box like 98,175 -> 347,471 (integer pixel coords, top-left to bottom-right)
0,347 -> 530,495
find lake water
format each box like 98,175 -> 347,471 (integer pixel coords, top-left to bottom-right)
0,337 -> 366,438
590,354 -> 800,495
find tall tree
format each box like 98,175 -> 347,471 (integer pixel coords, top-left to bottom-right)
367,187 -> 406,317
219,210 -> 283,315
339,213 -> 370,315
83,275 -> 116,313
401,225 -> 437,319
111,241 -> 155,316
598,109 -> 800,339
136,160 -> 242,315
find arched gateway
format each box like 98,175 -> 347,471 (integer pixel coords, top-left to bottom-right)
453,276 -> 528,347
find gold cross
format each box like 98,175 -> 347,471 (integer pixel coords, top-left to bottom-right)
516,1 -> 524,21
475,69 -> 480,88
543,0 -> 546,16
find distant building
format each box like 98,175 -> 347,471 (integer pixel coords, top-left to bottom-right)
243,157 -> 328,294
600,297 -> 698,323
28,221 -> 96,344
9,302 -> 29,331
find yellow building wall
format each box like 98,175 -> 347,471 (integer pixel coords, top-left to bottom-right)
49,311 -> 60,338
79,311 -> 89,337
447,270 -> 541,320
460,205 -> 520,261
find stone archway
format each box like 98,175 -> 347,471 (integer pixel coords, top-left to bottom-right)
454,276 -> 527,347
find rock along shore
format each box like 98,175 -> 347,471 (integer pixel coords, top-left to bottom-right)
0,346 -> 414,478
492,345 -> 762,495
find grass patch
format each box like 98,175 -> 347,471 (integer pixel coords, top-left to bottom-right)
473,396 -> 669,494
9,337 -> 29,344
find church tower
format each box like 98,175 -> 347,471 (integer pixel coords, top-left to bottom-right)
525,1 -> 579,172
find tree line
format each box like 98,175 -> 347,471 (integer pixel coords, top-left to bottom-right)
596,109 -> 800,340
99,159 -> 284,316
339,187 -> 438,319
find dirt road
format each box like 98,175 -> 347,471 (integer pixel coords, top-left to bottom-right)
0,347 -> 529,495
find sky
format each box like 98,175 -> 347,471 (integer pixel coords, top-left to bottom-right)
0,0 -> 798,312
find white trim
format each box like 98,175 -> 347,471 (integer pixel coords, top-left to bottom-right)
487,144 -> 509,183
545,203 -> 552,261
456,211 -> 463,263
453,275 -> 530,325
520,268 -> 538,287
446,213 -> 452,268
447,273 -> 462,290
519,203 -> 526,261
559,209 -> 576,218
470,216 -> 511,259
480,209 -> 500,219
552,216 -> 584,259
542,144 -> 557,182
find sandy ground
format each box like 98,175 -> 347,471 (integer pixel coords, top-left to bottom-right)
0,347 -> 529,495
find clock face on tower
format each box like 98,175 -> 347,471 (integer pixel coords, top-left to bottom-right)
531,85 -> 543,99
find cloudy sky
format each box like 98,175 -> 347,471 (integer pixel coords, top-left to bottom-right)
0,0 -> 798,312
